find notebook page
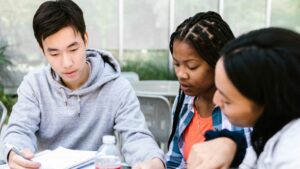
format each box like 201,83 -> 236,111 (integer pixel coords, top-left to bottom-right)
32,147 -> 96,169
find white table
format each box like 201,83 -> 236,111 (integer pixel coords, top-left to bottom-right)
131,80 -> 179,105
131,80 -> 179,97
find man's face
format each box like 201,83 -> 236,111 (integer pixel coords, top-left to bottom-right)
42,26 -> 89,89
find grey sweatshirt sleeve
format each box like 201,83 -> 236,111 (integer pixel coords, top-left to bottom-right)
112,78 -> 164,165
1,76 -> 40,162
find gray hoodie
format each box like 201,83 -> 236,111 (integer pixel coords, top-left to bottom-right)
1,49 -> 164,164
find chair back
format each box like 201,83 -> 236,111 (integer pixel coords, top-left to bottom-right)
137,94 -> 172,152
0,101 -> 7,131
121,72 -> 140,83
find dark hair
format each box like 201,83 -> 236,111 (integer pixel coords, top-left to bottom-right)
33,0 -> 86,49
168,11 -> 235,147
220,27 -> 300,156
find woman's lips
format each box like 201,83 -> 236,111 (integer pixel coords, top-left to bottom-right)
180,83 -> 191,91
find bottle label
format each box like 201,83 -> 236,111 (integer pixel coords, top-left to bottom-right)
95,155 -> 121,169
95,166 -> 121,169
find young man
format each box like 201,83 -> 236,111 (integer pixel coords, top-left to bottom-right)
0,0 -> 164,168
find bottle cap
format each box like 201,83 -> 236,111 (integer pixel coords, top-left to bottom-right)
102,135 -> 115,144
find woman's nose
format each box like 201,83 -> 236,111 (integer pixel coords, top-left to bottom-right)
176,67 -> 188,80
213,90 -> 221,106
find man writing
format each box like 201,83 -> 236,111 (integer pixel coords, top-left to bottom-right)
1,0 -> 164,168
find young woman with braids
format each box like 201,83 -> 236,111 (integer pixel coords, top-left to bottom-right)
165,11 -> 251,169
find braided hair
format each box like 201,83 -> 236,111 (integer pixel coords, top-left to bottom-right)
168,11 -> 235,147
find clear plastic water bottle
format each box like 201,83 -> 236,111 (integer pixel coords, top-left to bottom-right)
95,135 -> 122,169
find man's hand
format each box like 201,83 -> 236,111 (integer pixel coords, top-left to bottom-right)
132,158 -> 165,169
187,137 -> 237,169
8,148 -> 41,169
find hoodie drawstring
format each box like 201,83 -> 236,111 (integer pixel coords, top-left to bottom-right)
60,87 -> 81,117
60,87 -> 68,106
77,95 -> 81,117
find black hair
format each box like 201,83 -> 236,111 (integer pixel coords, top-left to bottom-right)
168,11 -> 235,147
33,0 -> 86,49
220,27 -> 300,156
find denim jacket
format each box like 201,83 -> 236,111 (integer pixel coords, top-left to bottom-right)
165,95 -> 251,169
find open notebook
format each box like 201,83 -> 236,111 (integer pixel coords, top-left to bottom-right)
32,147 -> 96,169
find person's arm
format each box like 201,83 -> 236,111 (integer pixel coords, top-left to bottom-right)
132,158 -> 165,169
205,129 -> 247,167
187,129 -> 247,169
2,76 -> 41,166
187,137 -> 237,169
112,78 -> 164,167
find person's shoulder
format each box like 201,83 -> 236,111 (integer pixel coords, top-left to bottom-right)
17,66 -> 49,95
264,119 -> 300,168
23,66 -> 48,82
279,119 -> 300,139
268,119 -> 300,152
113,75 -> 131,86
107,75 -> 132,93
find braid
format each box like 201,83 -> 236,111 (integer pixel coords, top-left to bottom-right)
168,89 -> 185,148
169,11 -> 234,68
168,11 -> 234,149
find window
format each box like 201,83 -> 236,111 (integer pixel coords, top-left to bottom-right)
0,0 -> 299,88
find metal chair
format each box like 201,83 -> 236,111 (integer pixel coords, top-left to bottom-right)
121,72 -> 140,83
0,101 -> 8,163
137,94 -> 172,152
0,101 -> 7,132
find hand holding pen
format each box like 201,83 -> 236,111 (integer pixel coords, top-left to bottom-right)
5,143 -> 41,169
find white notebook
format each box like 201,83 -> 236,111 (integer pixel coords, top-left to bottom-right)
32,147 -> 96,169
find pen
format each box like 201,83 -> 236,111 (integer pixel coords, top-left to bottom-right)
5,143 -> 28,159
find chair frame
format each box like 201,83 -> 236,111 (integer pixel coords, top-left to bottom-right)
136,93 -> 172,152
0,101 -> 7,131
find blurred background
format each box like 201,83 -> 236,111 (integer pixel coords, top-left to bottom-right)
0,0 -> 299,113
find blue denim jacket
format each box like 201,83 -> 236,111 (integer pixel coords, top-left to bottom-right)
165,95 -> 252,169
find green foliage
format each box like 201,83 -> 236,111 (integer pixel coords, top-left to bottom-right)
0,86 -> 17,122
0,42 -> 11,69
0,41 -> 12,86
111,49 -> 177,80
0,41 -> 15,122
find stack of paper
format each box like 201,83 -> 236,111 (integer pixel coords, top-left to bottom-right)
32,147 -> 96,169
